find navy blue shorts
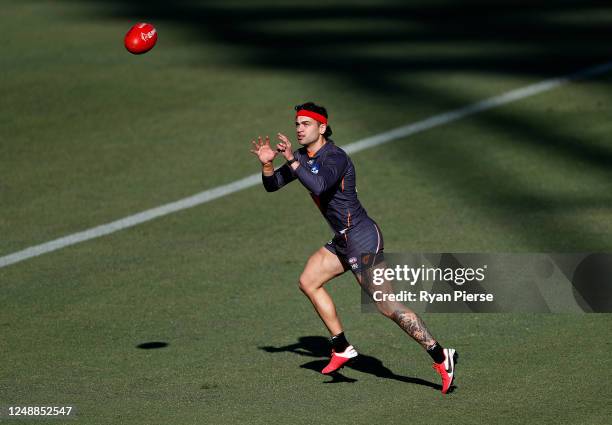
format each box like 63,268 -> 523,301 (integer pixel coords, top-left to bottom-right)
324,219 -> 384,274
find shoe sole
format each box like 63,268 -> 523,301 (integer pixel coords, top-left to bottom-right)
449,351 -> 459,390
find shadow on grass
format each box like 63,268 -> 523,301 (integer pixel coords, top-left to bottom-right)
60,0 -> 612,250
68,0 -> 612,89
136,341 -> 169,349
259,336 -> 443,391
381,78 -> 612,250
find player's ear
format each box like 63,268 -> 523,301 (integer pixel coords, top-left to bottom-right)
319,123 -> 327,135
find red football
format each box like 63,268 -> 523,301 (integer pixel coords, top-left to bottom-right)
124,23 -> 158,55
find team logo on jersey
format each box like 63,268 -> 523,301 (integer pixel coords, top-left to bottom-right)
310,164 -> 319,174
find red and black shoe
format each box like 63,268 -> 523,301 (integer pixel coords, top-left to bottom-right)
321,345 -> 358,374
432,348 -> 458,394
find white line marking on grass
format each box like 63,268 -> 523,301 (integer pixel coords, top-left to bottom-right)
2,61 -> 612,269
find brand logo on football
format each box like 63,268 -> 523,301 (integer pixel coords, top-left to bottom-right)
140,29 -> 156,41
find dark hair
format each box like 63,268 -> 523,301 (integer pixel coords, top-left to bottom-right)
294,102 -> 333,139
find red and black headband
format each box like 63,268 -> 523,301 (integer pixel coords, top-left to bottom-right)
295,109 -> 328,125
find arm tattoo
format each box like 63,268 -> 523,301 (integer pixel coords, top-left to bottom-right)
392,309 -> 435,349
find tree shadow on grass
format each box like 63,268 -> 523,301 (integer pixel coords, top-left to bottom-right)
259,335 -> 444,391
381,77 -> 612,251
72,0 -> 612,91
61,0 -> 612,251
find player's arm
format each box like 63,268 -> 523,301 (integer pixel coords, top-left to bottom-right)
292,151 -> 347,195
250,136 -> 296,192
262,163 -> 298,192
276,134 -> 347,196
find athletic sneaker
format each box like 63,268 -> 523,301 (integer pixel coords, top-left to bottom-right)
321,345 -> 358,374
432,348 -> 458,394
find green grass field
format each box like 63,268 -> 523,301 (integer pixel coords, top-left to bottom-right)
2,1 -> 612,423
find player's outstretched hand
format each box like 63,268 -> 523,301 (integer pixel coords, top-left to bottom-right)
250,136 -> 277,164
276,133 -> 294,161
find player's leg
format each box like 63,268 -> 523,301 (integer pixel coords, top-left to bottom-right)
299,245 -> 359,374
299,246 -> 346,335
350,220 -> 458,393
355,270 -> 457,393
358,270 -> 437,348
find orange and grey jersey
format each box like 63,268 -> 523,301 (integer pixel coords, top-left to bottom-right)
262,141 -> 369,235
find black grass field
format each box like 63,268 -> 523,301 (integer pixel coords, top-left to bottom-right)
2,1 -> 612,423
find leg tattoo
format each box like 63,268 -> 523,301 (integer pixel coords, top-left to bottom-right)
392,309 -> 436,349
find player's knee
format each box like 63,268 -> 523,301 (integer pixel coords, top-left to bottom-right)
298,275 -> 310,294
298,274 -> 317,295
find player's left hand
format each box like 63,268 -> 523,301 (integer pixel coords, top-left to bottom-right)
276,133 -> 294,161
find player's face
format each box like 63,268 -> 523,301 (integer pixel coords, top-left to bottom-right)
295,116 -> 325,146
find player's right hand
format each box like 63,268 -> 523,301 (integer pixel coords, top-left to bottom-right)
250,136 -> 277,164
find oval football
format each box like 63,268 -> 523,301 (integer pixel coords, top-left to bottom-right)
124,22 -> 158,55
